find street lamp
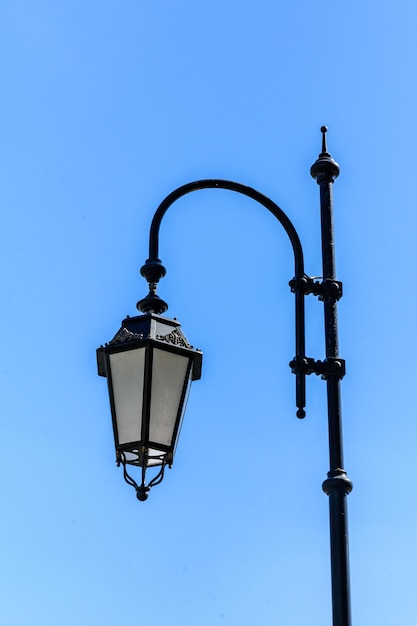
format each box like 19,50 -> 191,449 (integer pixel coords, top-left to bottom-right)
97,127 -> 353,626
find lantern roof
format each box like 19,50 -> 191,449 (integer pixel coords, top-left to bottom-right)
97,313 -> 202,380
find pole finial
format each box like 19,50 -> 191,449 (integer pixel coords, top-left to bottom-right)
310,126 -> 340,182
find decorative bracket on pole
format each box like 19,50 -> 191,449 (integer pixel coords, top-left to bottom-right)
289,276 -> 343,301
289,355 -> 346,380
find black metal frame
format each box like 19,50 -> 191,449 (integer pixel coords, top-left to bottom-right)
134,128 -> 352,626
117,450 -> 169,502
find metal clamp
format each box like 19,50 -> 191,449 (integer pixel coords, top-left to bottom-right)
290,356 -> 346,380
289,276 -> 343,301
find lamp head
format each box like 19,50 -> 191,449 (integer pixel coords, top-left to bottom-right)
97,311 -> 202,500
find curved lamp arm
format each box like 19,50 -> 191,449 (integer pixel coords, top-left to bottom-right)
138,179 -> 308,418
146,179 -> 305,275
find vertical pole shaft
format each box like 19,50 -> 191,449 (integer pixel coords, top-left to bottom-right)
311,128 -> 353,626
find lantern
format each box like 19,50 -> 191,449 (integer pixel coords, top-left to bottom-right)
97,313 -> 202,500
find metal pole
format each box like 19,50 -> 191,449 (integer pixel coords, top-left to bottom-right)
311,127 -> 353,626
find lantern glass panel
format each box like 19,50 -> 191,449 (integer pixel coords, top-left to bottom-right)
150,348 -> 191,446
147,447 -> 167,466
109,348 -> 145,445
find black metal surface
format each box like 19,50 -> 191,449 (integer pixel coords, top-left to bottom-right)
311,127 -> 352,626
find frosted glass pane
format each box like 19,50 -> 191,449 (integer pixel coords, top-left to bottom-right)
123,448 -> 164,468
109,349 -> 145,445
150,349 -> 190,446
147,447 -> 166,467
173,373 -> 192,455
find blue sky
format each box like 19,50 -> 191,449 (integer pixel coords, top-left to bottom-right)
1,1 -> 417,624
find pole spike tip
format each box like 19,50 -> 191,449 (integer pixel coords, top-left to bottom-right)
320,126 -> 329,155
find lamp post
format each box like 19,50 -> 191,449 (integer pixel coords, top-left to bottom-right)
97,127 -> 352,626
